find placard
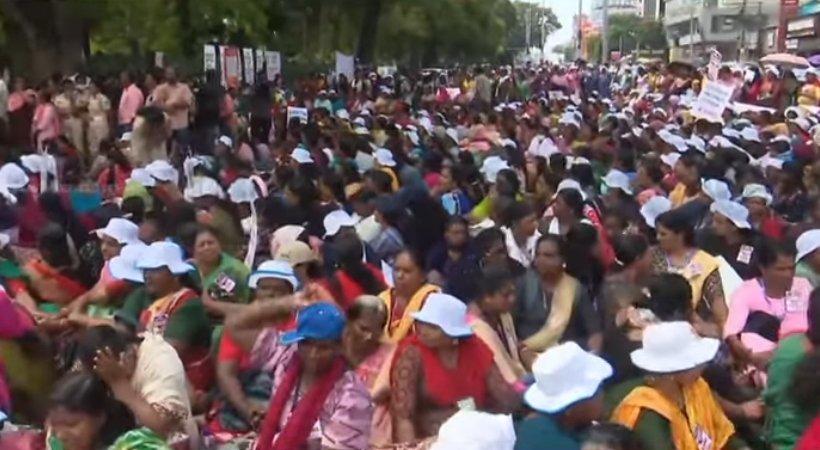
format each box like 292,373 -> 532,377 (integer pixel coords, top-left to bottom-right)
691,81 -> 734,123
255,49 -> 265,75
265,51 -> 281,81
204,45 -> 217,72
707,48 -> 722,81
243,48 -> 255,85
287,107 -> 308,124
446,88 -> 461,99
335,52 -> 355,79
154,52 -> 164,68
222,46 -> 242,87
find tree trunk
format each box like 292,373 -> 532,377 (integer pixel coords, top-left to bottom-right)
356,0 -> 382,65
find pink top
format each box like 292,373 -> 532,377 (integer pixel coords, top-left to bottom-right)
153,82 -> 194,130
118,84 -> 145,125
725,277 -> 812,349
32,103 -> 61,146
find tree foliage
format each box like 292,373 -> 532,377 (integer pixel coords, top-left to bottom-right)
606,15 -> 667,54
0,0 -> 561,77
507,1 -> 562,51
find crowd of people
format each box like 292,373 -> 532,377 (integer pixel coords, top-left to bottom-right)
3,56 -> 820,450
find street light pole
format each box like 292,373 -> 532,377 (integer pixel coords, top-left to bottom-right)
602,0 -> 609,63
689,0 -> 695,61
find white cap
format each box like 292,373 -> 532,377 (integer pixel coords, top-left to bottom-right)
412,293 -> 473,338
352,117 -> 366,127
217,135 -> 233,148
558,113 -> 580,128
119,132 -> 133,142
429,411 -> 516,450
108,243 -> 149,283
323,209 -> 357,238
602,169 -> 633,195
660,153 -> 681,168
687,136 -> 707,153
145,160 -> 179,184
94,218 -> 140,245
631,321 -> 720,373
248,260 -> 299,290
524,342 -> 612,414
796,229 -> 820,262
658,130 -> 689,153
740,127 -> 761,143
710,200 -> 751,229
554,178 -> 587,200
336,109 -> 350,120
479,156 -> 511,184
741,183 -> 773,206
640,196 -> 671,229
20,154 -> 46,174
290,147 -> 314,164
702,179 -> 732,202
227,178 -> 259,204
445,128 -> 459,144
126,168 -> 156,188
184,176 -> 226,201
374,148 -> 396,168
136,241 -> 194,275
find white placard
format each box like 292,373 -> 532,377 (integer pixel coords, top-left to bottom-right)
218,46 -> 227,86
255,49 -> 265,75
204,45 -> 217,72
222,46 -> 242,86
707,48 -> 721,81
691,81 -> 734,123
287,107 -> 308,124
732,102 -> 775,114
335,52 -> 355,79
446,88 -> 461,99
243,48 -> 255,85
265,51 -> 281,81
154,52 -> 164,68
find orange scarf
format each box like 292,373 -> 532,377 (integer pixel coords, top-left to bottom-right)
611,378 -> 735,450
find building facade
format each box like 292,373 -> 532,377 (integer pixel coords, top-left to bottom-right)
664,0 -> 781,61
591,0 -> 642,25
782,0 -> 820,54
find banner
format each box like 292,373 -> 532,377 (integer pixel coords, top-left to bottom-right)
265,51 -> 281,81
691,81 -> 734,123
204,45 -> 217,72
243,48 -> 255,85
335,52 -> 355,79
222,46 -> 242,87
287,106 -> 308,124
255,49 -> 265,75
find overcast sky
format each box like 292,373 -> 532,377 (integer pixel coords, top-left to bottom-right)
529,0 -> 591,50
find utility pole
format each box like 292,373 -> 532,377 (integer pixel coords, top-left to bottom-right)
688,0 -> 695,61
601,0 -> 609,63
577,0 -> 584,60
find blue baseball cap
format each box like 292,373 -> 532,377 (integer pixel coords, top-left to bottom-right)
281,302 -> 346,345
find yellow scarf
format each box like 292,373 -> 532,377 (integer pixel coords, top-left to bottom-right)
611,378 -> 735,450
669,183 -> 699,208
470,312 -> 525,384
668,250 -> 719,308
523,274 -> 579,353
379,284 -> 440,343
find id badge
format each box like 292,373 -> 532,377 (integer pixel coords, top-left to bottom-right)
457,397 -> 476,411
786,295 -> 807,313
737,245 -> 754,264
693,425 -> 713,450
216,273 -> 237,294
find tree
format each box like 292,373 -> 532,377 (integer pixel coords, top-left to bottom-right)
606,14 -> 667,56
552,44 -> 575,62
507,1 -> 561,52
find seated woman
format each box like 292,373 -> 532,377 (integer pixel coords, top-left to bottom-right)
764,288 -> 820,450
67,217 -> 142,316
190,225 -> 251,318
468,265 -> 532,385
44,371 -> 147,450
390,293 -> 520,444
205,260 -> 299,441
71,326 -> 196,447
792,346 -> 820,450
651,209 -> 727,334
512,235 -> 602,354
725,238 -> 811,376
321,233 -> 386,310
379,250 -> 440,344
114,241 -> 212,393
12,223 -> 92,316
226,301 -> 374,450
610,321 -> 751,450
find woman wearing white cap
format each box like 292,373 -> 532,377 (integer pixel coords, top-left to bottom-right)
704,200 -> 761,280
191,225 -> 251,318
796,229 -> 820,289
390,293 -> 519,445
204,260 -> 299,440
116,241 -> 212,393
741,183 -> 786,240
611,322 -> 750,450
